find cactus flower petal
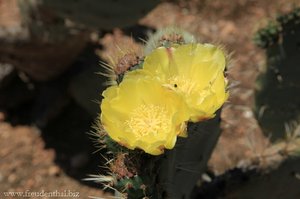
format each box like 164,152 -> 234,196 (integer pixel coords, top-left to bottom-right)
143,43 -> 228,122
100,74 -> 189,155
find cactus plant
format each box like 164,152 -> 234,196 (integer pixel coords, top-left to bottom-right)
88,28 -> 229,198
254,7 -> 300,141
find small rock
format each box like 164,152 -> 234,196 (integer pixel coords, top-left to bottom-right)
243,110 -> 253,118
48,165 -> 61,177
8,174 -> 17,183
26,179 -> 35,188
219,20 -> 237,39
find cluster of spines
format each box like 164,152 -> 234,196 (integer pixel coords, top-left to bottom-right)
277,7 -> 300,30
90,125 -> 149,198
253,22 -> 280,48
254,7 -> 300,48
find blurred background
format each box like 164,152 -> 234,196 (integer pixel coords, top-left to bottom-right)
0,0 -> 299,198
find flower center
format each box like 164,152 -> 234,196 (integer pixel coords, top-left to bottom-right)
125,104 -> 169,138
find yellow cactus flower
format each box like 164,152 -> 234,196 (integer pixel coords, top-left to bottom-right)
142,43 -> 228,122
100,73 -> 189,155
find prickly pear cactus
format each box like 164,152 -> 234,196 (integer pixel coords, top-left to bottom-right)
89,28 -> 229,198
254,7 -> 300,141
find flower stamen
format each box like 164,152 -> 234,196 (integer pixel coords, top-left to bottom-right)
125,104 -> 169,138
